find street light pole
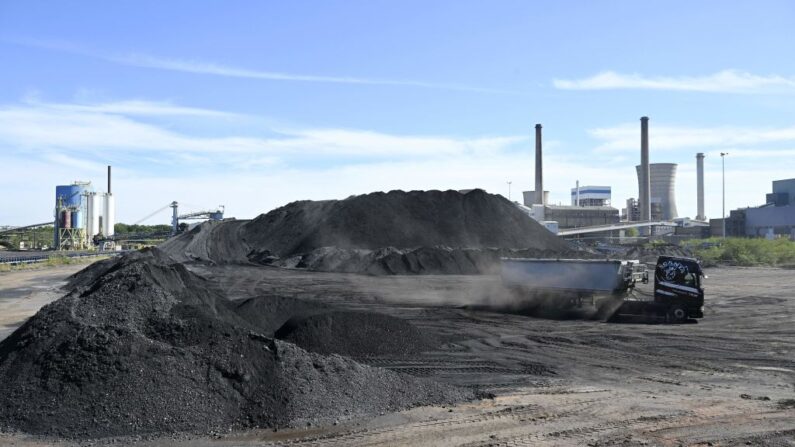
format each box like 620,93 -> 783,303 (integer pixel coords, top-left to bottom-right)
720,152 -> 728,238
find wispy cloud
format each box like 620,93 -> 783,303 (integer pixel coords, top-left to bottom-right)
0,96 -> 535,223
23,97 -> 237,117
554,70 -> 795,94
111,53 -> 515,94
0,98 -> 525,161
4,36 -> 516,94
590,122 -> 795,152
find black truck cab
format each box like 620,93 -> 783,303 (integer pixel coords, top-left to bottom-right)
654,256 -> 705,322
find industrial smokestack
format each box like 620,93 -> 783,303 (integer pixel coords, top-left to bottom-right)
534,124 -> 543,205
107,165 -> 112,195
696,153 -> 705,220
575,180 -> 580,206
640,117 -> 651,222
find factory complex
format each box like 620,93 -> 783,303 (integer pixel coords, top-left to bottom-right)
515,118 -> 701,239
0,166 -> 225,254
510,117 -> 795,242
53,166 -> 116,250
3,115 -> 795,257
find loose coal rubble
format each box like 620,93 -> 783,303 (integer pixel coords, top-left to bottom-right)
0,249 -> 473,439
275,311 -> 439,358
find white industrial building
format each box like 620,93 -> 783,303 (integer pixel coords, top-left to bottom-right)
571,184 -> 611,207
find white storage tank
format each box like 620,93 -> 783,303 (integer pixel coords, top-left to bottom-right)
86,193 -> 102,238
103,193 -> 115,236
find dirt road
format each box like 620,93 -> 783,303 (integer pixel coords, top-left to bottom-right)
0,264 -> 87,340
1,265 -> 793,446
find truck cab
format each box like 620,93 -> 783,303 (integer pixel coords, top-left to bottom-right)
653,256 -> 705,322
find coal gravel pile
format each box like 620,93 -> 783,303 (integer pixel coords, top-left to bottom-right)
275,311 -> 438,358
0,249 -> 473,439
64,246 -> 178,289
243,189 -> 568,255
161,189 -> 574,273
158,219 -> 250,264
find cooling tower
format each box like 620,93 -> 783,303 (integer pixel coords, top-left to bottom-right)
636,163 -> 678,220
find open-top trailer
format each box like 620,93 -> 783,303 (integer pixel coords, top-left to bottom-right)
501,256 -> 705,322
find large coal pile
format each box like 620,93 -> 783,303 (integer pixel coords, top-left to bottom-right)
275,311 -> 438,358
0,250 -> 472,439
161,189 -> 575,273
243,189 -> 568,255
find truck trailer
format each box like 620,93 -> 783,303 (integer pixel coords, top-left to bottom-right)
501,256 -> 705,322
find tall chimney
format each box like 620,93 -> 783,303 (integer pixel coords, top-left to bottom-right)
696,153 -> 705,220
575,179 -> 580,206
107,165 -> 112,194
640,117 -> 651,222
534,124 -> 543,205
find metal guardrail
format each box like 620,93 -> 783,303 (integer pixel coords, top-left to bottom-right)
558,220 -> 678,236
558,220 -> 711,237
0,251 -> 121,266
98,231 -> 171,243
0,222 -> 53,235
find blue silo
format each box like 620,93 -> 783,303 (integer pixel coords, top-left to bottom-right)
54,182 -> 93,247
55,184 -> 90,209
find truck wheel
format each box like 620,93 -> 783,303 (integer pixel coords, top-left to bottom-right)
668,306 -> 687,323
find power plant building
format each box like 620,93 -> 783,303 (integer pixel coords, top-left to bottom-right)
636,163 -> 678,220
711,178 -> 795,238
766,178 -> 795,207
543,205 -> 620,230
53,166 -> 116,250
623,198 -> 641,222
745,178 -> 795,238
571,185 -> 611,207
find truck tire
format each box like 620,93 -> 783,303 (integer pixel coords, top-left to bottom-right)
667,306 -> 687,323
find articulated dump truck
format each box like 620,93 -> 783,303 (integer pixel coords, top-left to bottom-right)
501,256 -> 705,323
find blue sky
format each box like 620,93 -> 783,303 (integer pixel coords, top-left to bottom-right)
1,1 -> 794,225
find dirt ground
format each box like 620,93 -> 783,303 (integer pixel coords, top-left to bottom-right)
0,264 -> 88,340
1,264 -> 793,446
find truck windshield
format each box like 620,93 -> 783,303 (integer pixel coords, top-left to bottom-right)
656,258 -> 703,289
683,272 -> 698,288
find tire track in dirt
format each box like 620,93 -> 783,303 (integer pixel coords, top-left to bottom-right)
262,395 -> 615,446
